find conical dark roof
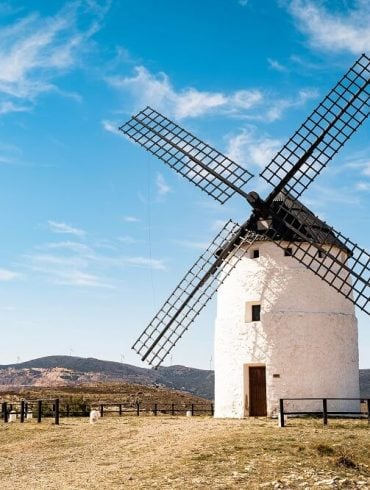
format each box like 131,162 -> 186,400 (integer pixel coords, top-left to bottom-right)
247,191 -> 348,251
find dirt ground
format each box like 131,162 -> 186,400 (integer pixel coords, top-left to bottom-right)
0,416 -> 369,489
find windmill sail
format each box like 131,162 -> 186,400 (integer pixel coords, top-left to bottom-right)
261,54 -> 370,202
119,107 -> 254,204
121,55 -> 370,369
132,220 -> 262,367
259,192 -> 370,314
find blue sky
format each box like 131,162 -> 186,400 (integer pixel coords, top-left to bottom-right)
0,0 -> 369,369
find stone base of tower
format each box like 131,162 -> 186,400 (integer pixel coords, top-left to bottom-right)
213,241 -> 360,419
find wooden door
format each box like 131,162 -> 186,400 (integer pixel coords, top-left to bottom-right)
249,366 -> 267,416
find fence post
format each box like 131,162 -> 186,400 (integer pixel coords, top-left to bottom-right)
211,404 -> 214,416
323,398 -> 328,425
154,403 -> 157,416
279,399 -> 285,427
3,402 -> 8,423
100,404 -> 104,418
119,404 -> 122,416
367,399 -> 370,425
171,403 -> 175,416
25,402 -> 28,419
55,399 -> 60,425
136,402 -> 140,416
191,404 -> 194,416
37,400 -> 42,423
66,404 -> 70,417
20,401 -> 25,423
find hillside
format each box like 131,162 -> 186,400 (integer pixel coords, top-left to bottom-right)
360,369 -> 370,397
0,356 -> 214,399
0,356 -> 369,400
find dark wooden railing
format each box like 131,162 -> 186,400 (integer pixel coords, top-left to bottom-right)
1,399 -> 214,424
278,398 -> 370,427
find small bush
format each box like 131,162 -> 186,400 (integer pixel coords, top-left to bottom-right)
336,454 -> 359,469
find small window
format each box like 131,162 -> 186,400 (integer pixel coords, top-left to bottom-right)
284,247 -> 293,257
251,304 -> 261,322
252,249 -> 259,259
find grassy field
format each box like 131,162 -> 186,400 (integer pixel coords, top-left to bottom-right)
0,416 -> 369,489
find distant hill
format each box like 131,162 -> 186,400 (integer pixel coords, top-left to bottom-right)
0,356 -> 368,400
0,356 -> 215,400
360,369 -> 370,398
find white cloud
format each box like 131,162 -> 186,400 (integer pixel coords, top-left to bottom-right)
0,101 -> 29,114
156,173 -> 172,198
22,231 -> 167,289
267,58 -> 287,72
108,65 -> 318,123
122,256 -> 166,270
102,120 -> 121,135
174,239 -> 209,251
264,88 -> 318,122
107,65 -> 263,119
239,0 -> 249,6
356,181 -> 370,191
226,127 -> 282,169
52,270 -> 114,289
26,253 -> 87,269
363,164 -> 370,177
0,2 -> 108,114
288,0 -> 370,54
0,268 -> 21,281
47,220 -> 86,237
39,241 -> 92,253
123,215 -> 140,223
118,235 -> 137,244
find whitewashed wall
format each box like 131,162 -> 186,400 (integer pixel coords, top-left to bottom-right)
214,241 -> 359,418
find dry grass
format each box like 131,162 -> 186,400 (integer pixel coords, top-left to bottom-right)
0,416 -> 369,489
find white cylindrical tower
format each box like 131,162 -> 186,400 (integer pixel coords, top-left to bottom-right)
214,239 -> 360,418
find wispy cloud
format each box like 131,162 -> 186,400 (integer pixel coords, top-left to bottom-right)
226,127 -> 282,169
118,235 -> 138,244
52,270 -> 114,289
121,256 -> 166,270
267,58 -> 288,72
174,239 -> 209,251
22,232 -> 167,289
48,220 -> 86,237
123,215 -> 140,223
264,88 -> 318,122
38,241 -> 92,253
288,0 -> 370,54
0,1 -> 108,114
0,268 -> 21,281
356,181 -> 370,192
156,173 -> 172,199
106,65 -> 263,119
0,140 -> 22,165
101,119 -> 121,135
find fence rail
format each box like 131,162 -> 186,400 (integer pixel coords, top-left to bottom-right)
1,399 -> 214,424
279,398 -> 370,427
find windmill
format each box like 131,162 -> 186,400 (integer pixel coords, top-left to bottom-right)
120,54 -> 370,417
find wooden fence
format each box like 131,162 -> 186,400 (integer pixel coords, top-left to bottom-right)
1,399 -> 214,424
278,398 -> 370,427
